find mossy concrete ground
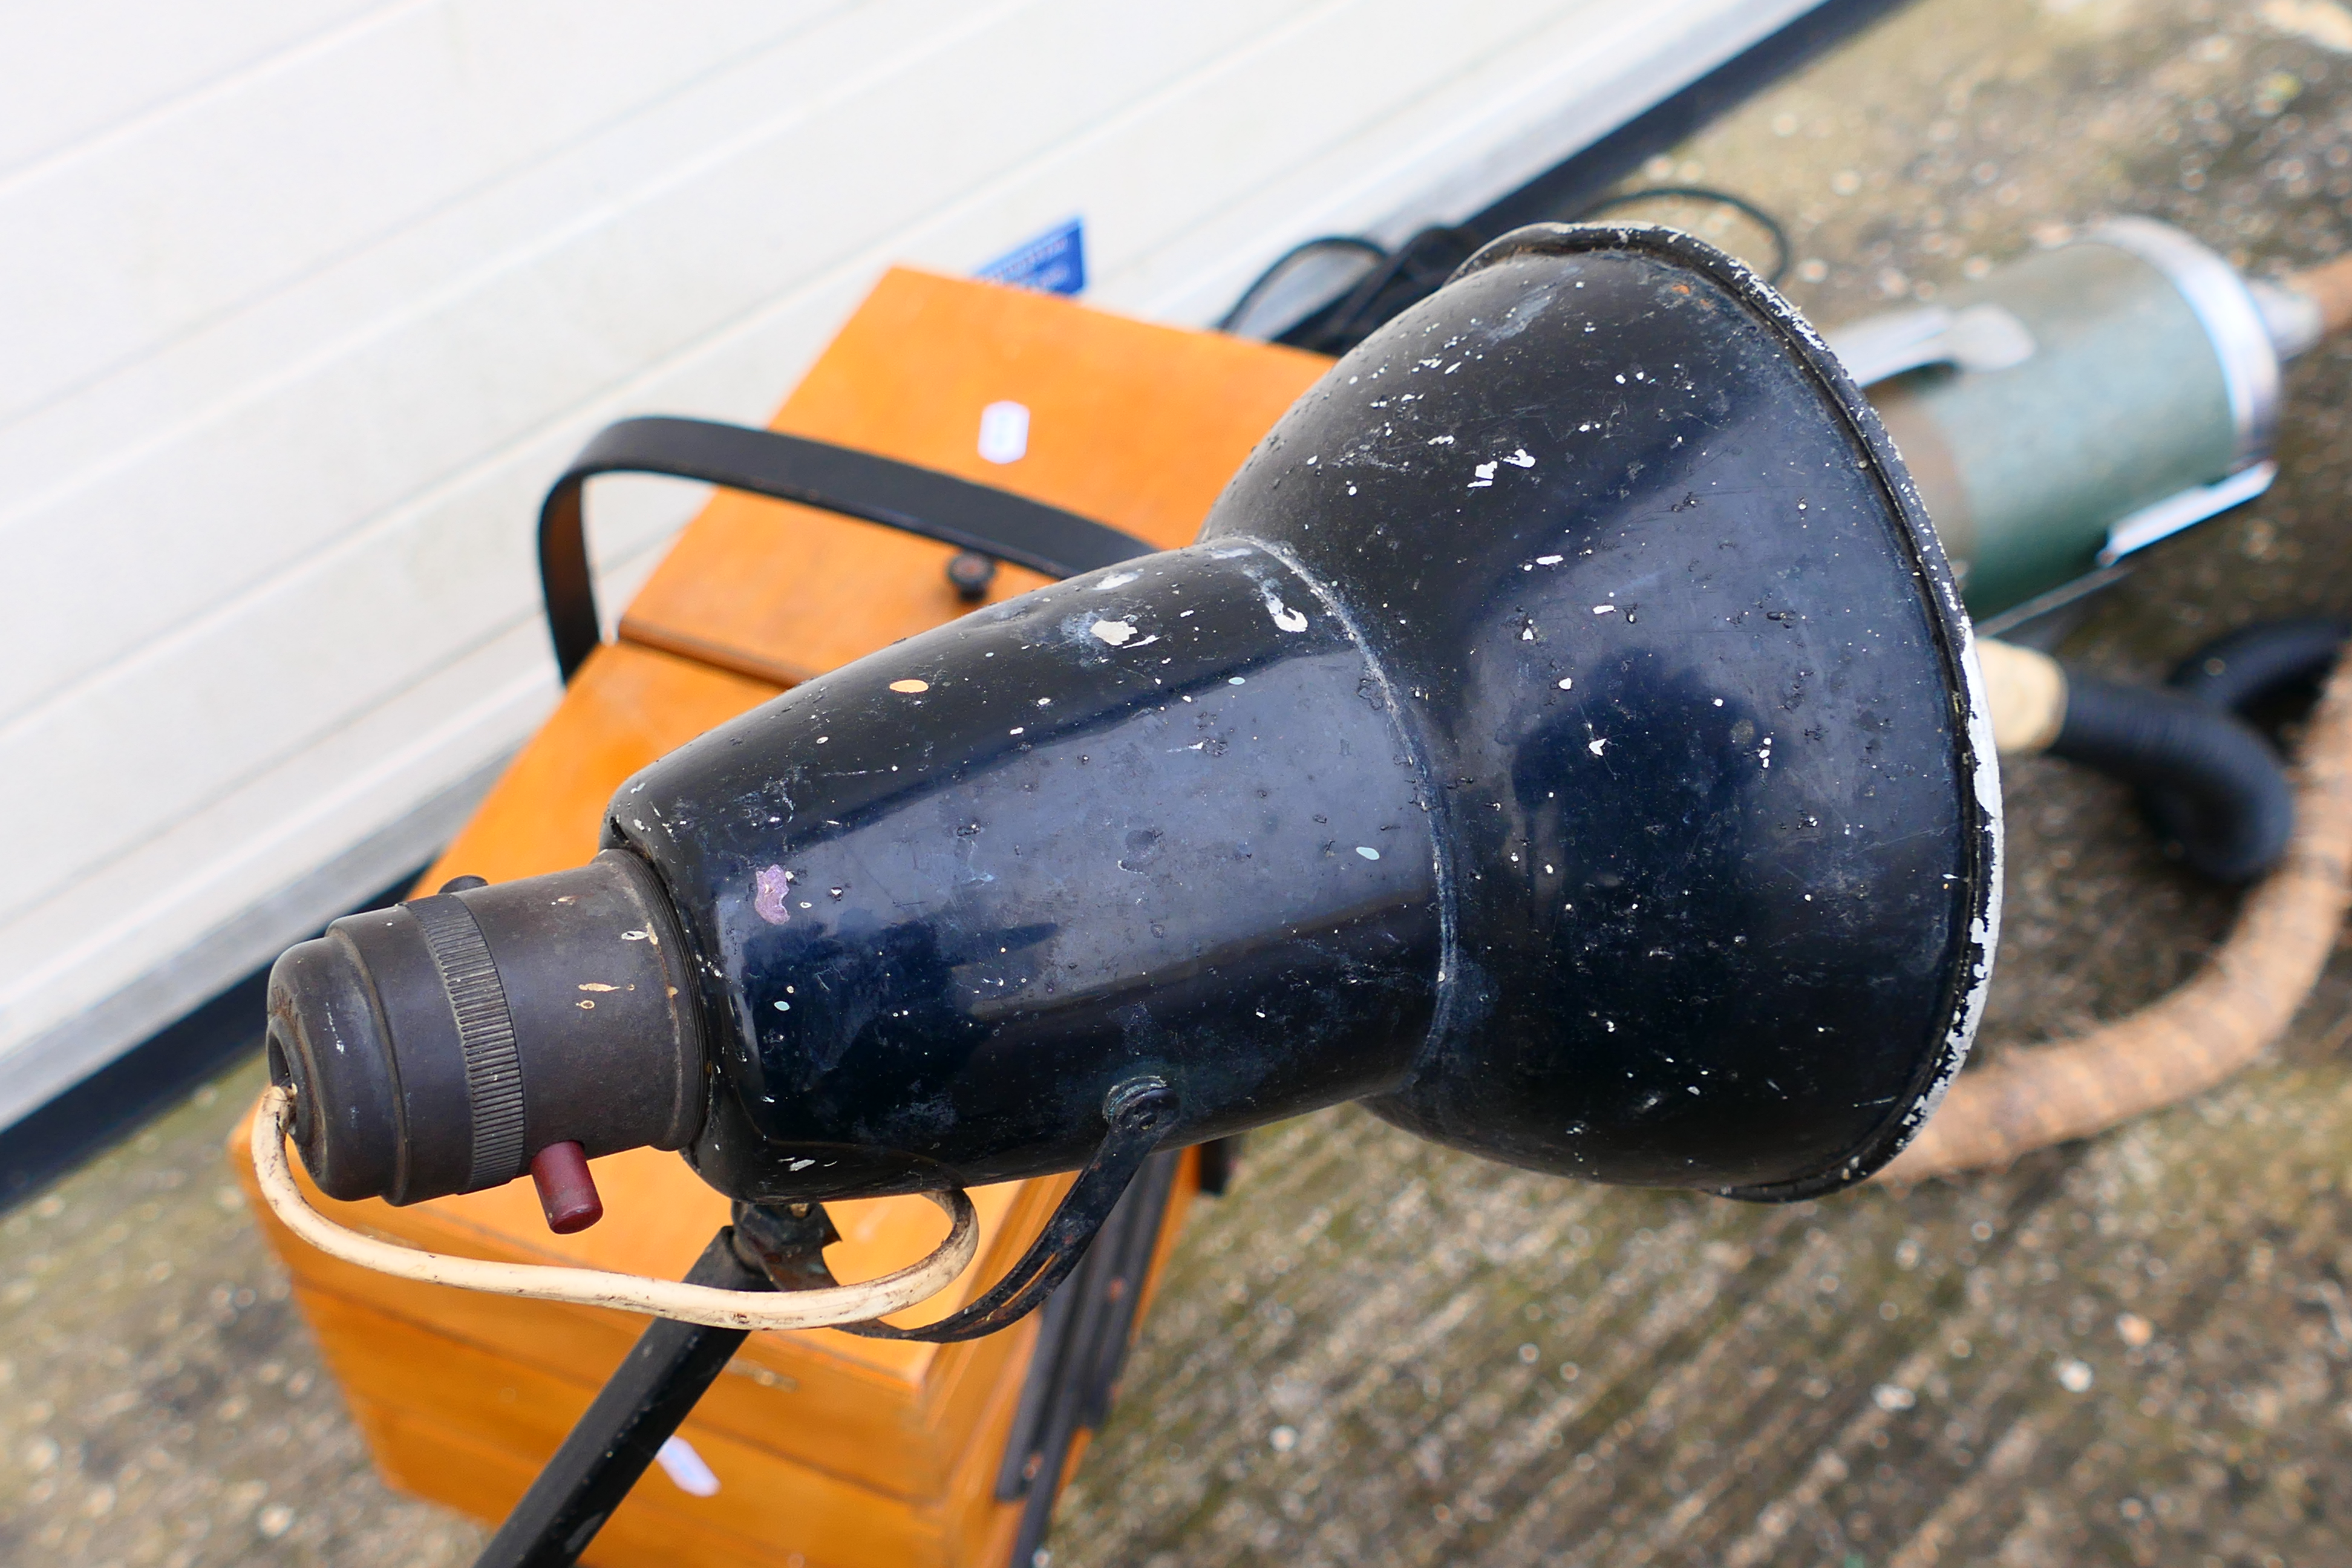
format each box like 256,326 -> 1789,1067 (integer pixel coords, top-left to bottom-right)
13,1 -> 2352,1563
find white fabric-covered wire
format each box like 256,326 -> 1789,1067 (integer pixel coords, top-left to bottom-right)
250,1085 -> 979,1331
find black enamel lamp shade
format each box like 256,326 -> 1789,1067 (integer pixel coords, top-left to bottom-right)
264,224 -> 2000,1223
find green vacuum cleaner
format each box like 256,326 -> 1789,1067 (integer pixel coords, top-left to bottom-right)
1826,217 -> 2352,629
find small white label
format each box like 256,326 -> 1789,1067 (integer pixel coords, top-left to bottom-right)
657,1436 -> 721,1497
978,400 -> 1030,465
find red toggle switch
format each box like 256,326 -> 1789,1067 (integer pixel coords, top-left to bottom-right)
530,1141 -> 604,1233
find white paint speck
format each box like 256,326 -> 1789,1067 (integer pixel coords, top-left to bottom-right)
1090,617 -> 1138,647
656,1436 -> 721,1497
1355,846 -> 1380,860
977,400 -> 1030,465
1095,570 -> 1140,590
1263,589 -> 1309,633
1428,434 -> 1455,445
1557,678 -> 1573,690
1010,727 -> 1025,735
1503,448 -> 1535,468
1535,554 -> 1563,565
1592,604 -> 1617,616
774,999 -> 790,1011
1229,676 -> 1246,684
1469,461 -> 1498,489
1587,736 -> 1609,756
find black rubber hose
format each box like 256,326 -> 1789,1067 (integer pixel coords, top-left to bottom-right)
2051,675 -> 2297,883
2168,617 -> 2351,712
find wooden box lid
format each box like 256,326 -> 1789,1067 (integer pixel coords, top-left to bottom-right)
619,267 -> 1328,687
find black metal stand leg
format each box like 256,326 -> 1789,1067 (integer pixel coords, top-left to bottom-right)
1002,1150 -> 1184,1568
474,1227 -> 773,1568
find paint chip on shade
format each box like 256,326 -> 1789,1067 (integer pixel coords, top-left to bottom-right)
1091,618 -> 1138,647
1263,590 -> 1309,633
1592,604 -> 1616,615
753,866 -> 792,926
890,679 -> 929,693
1355,846 -> 1380,860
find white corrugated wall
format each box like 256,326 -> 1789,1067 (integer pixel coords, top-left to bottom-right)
0,0 -> 1821,1125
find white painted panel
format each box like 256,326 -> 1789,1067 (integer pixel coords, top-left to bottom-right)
0,1 -> 390,175
0,0 -> 1308,724
2,0 -> 1825,1119
1,1 -> 866,422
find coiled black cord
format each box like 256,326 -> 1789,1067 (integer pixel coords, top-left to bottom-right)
1218,186 -> 1789,351
1572,186 -> 1791,283
1214,235 -> 1390,336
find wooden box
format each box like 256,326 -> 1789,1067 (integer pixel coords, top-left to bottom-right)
235,270 -> 1328,1567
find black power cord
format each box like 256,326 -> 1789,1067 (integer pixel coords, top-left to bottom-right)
1221,186 -> 1792,354
1214,235 -> 1388,335
1573,185 -> 1791,283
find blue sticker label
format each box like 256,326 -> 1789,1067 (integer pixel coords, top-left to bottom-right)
976,218 -> 1085,296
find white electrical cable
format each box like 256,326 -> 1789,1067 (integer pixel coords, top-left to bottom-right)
250,1085 -> 980,1331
